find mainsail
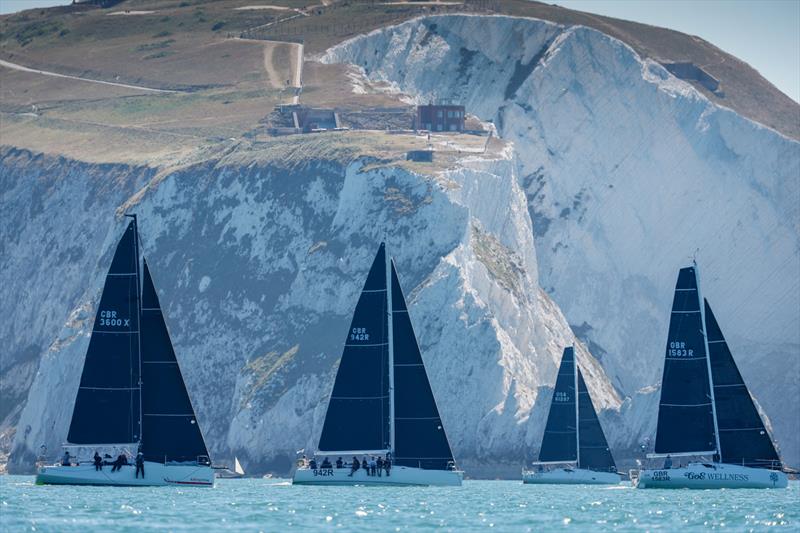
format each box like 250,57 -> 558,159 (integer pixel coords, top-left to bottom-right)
391,261 -> 455,470
705,299 -> 781,469
538,347 -> 578,463
318,244 -> 390,454
654,266 -> 718,455
140,259 -> 209,463
68,220 -> 141,445
577,369 -> 616,472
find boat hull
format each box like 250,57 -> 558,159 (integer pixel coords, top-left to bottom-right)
36,462 -> 215,487
522,468 -> 621,485
633,463 -> 787,489
292,465 -> 463,486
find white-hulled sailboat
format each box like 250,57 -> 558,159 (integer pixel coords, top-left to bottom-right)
633,264 -> 788,489
293,243 -> 463,486
522,346 -> 622,485
36,216 -> 214,487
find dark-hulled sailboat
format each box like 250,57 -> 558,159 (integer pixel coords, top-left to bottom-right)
523,346 -> 621,484
293,243 -> 462,486
634,264 -> 787,489
36,216 -> 214,487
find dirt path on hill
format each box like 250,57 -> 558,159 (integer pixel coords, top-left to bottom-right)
0,59 -> 178,94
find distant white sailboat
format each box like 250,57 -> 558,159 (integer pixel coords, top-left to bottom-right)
293,243 -> 463,486
36,216 -> 214,487
633,264 -> 788,489
522,346 -> 622,485
217,456 -> 245,478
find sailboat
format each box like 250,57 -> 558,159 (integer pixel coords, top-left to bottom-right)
293,243 -> 462,486
217,456 -> 246,478
522,346 -> 622,484
633,264 -> 788,489
36,216 -> 214,487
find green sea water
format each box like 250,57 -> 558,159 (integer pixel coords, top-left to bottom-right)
1,476 -> 797,532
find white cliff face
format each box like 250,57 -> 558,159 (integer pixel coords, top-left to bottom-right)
5,133 -> 620,475
321,14 -> 800,466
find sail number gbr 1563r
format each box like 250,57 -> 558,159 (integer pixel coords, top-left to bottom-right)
99,310 -> 130,327
668,341 -> 694,357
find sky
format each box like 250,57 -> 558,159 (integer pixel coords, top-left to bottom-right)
0,0 -> 798,101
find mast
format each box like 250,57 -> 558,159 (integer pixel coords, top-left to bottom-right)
126,213 -> 143,447
574,346 -> 580,469
386,247 -> 396,455
695,261 -> 721,458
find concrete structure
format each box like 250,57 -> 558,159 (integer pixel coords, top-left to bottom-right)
415,104 -> 465,132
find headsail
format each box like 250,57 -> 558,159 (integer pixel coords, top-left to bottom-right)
318,244 -> 390,454
68,220 -> 141,445
577,368 -> 616,472
654,266 -> 717,455
391,261 -> 455,470
140,259 -> 209,463
538,347 -> 577,463
705,299 -> 781,469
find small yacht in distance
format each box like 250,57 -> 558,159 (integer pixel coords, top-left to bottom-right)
36,216 -> 214,487
293,243 -> 463,486
522,346 -> 622,485
633,264 -> 788,489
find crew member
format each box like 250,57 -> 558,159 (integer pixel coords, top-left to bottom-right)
664,454 -> 673,469
135,451 -> 145,479
309,457 -> 317,470
376,456 -> 383,477
93,451 -> 103,471
362,457 -> 369,475
111,453 -> 128,472
336,457 -> 343,469
384,454 -> 391,477
61,450 -> 71,467
349,456 -> 360,477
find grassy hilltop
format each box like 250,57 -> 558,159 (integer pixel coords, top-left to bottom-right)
0,0 -> 797,166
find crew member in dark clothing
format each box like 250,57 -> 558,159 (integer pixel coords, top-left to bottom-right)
362,458 -> 369,475
93,451 -> 103,471
309,457 -> 318,470
664,455 -> 673,469
111,453 -> 128,472
336,457 -> 343,469
321,458 -> 332,469
384,455 -> 391,477
349,456 -> 360,477
376,457 -> 383,477
61,450 -> 71,466
135,452 -> 145,479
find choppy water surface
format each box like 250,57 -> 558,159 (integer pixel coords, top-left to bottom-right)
1,476 -> 797,532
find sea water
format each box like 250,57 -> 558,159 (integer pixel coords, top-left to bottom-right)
1,476 -> 797,532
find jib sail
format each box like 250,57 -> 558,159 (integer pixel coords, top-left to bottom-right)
68,220 -> 141,445
705,299 -> 781,469
654,266 -> 717,455
539,347 -> 578,463
318,244 -> 391,453
140,259 -> 209,463
391,261 -> 454,470
577,368 -> 616,472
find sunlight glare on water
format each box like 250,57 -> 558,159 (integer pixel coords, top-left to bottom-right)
1,476 -> 798,532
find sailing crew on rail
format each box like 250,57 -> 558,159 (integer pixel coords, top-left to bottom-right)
384,454 -> 391,476
361,457 -> 368,474
93,451 -> 102,471
61,450 -> 71,466
135,451 -> 145,478
376,456 -> 383,477
111,453 -> 128,472
349,456 -> 359,476
664,455 -> 673,469
336,457 -> 343,469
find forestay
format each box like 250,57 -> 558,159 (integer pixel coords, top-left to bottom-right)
539,347 -> 577,463
68,220 -> 141,445
654,267 -> 717,455
705,299 -> 781,469
318,244 -> 391,454
140,259 -> 209,464
391,261 -> 455,470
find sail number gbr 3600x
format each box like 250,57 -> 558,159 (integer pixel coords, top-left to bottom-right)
99,310 -> 130,327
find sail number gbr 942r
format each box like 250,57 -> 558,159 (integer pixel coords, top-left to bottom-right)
668,341 -> 693,357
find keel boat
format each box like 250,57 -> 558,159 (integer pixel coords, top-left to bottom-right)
37,216 -> 214,487
523,346 -> 621,485
633,264 -> 787,489
293,243 -> 462,486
